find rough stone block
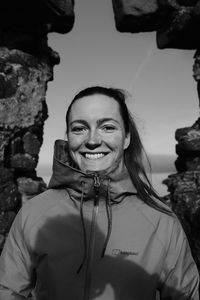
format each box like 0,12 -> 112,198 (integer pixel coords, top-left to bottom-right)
0,0 -> 75,34
162,170 -> 200,273
0,131 -> 11,162
17,177 -> 47,196
176,140 -> 200,154
193,50 -> 200,81
0,183 -> 19,211
175,127 -> 200,142
0,167 -> 14,187
0,49 -> 49,129
0,211 -> 16,234
11,137 -> 23,155
186,157 -> 200,172
112,0 -> 200,49
23,132 -> 41,155
112,0 -> 159,32
163,171 -> 199,192
11,153 -> 37,171
0,72 -> 18,98
157,0 -> 200,49
175,120 -> 200,156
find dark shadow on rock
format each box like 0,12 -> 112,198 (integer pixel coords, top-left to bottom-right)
32,212 -> 192,300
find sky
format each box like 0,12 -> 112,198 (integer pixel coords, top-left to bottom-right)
37,0 -> 199,176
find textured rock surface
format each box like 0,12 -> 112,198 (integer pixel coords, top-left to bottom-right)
112,0 -> 200,49
175,119 -> 200,172
17,177 -> 47,205
163,171 -> 200,270
0,48 -> 54,249
0,49 -> 51,128
0,0 -> 75,30
112,0 -> 159,32
0,1 -> 74,61
157,0 -> 200,49
162,50 -> 200,272
0,1 -> 74,252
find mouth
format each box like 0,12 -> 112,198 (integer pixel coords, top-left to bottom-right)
81,152 -> 109,160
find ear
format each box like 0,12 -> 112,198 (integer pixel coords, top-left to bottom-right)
124,132 -> 130,150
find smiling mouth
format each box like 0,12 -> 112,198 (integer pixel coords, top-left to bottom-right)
82,153 -> 108,160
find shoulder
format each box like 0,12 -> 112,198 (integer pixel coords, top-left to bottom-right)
17,189 -> 71,232
22,189 -> 66,213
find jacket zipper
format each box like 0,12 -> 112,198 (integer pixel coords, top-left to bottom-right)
83,173 -> 100,300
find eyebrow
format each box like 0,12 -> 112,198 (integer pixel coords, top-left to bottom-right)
69,118 -> 120,126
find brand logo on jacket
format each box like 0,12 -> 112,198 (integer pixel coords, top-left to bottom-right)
112,249 -> 139,256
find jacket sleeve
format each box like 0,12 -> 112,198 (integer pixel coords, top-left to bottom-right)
159,218 -> 199,300
0,285 -> 30,300
0,208 -> 35,299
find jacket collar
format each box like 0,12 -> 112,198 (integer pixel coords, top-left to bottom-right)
48,139 -> 137,202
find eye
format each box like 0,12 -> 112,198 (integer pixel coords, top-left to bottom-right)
71,126 -> 87,133
101,125 -> 116,132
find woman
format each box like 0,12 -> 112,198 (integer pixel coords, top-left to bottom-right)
0,86 -> 199,300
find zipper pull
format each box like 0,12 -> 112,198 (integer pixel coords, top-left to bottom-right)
93,173 -> 100,188
93,173 -> 100,206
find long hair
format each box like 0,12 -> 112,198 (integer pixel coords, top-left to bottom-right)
66,86 -> 171,215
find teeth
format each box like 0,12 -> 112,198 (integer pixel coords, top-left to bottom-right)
85,153 -> 105,160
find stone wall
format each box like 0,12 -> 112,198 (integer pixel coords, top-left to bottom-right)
112,0 -> 200,49
162,51 -> 200,271
0,49 -> 51,248
0,0 -> 74,250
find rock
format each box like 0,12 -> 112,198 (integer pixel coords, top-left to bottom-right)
17,177 -> 47,196
163,171 -> 199,194
193,50 -> 200,82
0,211 -> 16,234
112,0 -> 200,49
0,183 -> 19,211
0,1 -> 75,33
175,155 -> 200,172
156,0 -> 197,49
174,119 -> 200,170
0,131 -> 11,162
23,132 -> 41,155
163,171 -> 200,270
0,167 -> 14,187
0,49 -> 50,129
176,140 -> 200,154
11,153 -> 37,171
112,0 -> 159,32
0,0 -> 74,59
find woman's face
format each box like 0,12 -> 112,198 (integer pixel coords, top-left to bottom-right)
67,94 -> 130,173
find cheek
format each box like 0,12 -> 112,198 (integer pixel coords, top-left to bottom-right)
107,135 -> 126,151
67,135 -> 82,151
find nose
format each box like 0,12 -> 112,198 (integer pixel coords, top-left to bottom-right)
85,130 -> 102,149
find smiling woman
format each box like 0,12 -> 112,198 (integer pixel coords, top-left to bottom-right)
66,93 -> 130,173
0,86 -> 199,300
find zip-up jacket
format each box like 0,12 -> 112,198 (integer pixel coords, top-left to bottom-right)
0,139 -> 199,300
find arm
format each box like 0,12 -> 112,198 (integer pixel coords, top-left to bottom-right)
159,218 -> 199,300
0,209 -> 35,300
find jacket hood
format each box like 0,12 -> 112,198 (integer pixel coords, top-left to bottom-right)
48,139 -> 137,202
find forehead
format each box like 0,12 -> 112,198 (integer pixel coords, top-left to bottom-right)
69,94 -> 122,122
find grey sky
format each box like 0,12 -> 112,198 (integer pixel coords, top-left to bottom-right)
38,0 -> 198,167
